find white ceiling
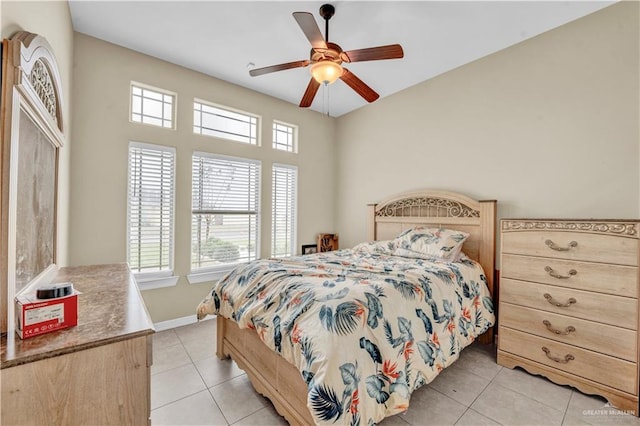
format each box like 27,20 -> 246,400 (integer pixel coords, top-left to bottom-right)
69,1 -> 614,117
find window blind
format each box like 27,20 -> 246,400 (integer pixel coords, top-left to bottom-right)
271,164 -> 297,257
191,152 -> 261,271
127,142 -> 175,274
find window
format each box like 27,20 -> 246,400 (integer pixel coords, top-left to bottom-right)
130,83 -> 175,129
193,100 -> 259,145
127,142 -> 176,278
191,153 -> 261,273
273,121 -> 297,152
271,164 -> 297,257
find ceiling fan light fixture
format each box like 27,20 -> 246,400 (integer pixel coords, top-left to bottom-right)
310,60 -> 342,85
251,6 -> 401,108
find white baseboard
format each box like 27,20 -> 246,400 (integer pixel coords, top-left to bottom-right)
154,314 -> 214,331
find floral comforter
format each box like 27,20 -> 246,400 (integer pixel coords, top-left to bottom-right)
198,245 -> 495,425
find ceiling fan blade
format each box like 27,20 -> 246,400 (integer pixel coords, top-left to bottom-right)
299,78 -> 321,107
249,60 -> 310,77
342,44 -> 404,63
293,12 -> 327,50
340,69 -> 379,103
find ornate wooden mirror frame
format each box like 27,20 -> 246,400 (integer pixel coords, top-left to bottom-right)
1,32 -> 64,334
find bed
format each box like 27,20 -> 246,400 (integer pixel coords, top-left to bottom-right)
197,190 -> 496,425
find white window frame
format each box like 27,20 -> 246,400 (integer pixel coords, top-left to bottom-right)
188,152 -> 261,284
272,120 -> 298,153
130,82 -> 176,130
127,141 -> 178,290
193,99 -> 260,146
271,164 -> 297,258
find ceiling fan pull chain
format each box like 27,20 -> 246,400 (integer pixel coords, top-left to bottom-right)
323,82 -> 330,116
327,82 -> 331,116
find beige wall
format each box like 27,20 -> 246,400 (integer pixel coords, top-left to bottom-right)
335,1 -> 640,249
18,1 -> 636,324
1,1 -> 74,266
70,34 -> 336,322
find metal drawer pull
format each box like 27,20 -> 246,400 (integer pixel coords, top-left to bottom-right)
544,293 -> 577,307
543,320 -> 576,335
542,347 -> 574,363
545,266 -> 577,279
545,239 -> 578,251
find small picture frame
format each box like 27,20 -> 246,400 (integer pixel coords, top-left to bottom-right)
301,244 -> 318,255
317,233 -> 339,252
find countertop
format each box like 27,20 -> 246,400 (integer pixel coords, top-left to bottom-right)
1,263 -> 154,369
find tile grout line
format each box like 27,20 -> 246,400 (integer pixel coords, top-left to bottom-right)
462,359 -> 505,426
152,337 -> 208,412
432,357 -> 496,425
227,405 -> 268,426
150,341 -> 197,377
491,367 -> 572,414
180,327 -> 265,426
152,325 -> 238,425
422,346 -> 504,425
452,407 -> 472,426
184,333 -> 248,390
185,336 -> 232,426
560,391 -> 574,425
561,392 -> 602,426
205,386 -> 233,426
150,336 -> 194,377
191,350 -> 246,425
150,327 -> 215,416
151,388 -> 212,413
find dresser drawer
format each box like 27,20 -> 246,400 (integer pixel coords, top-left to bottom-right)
502,254 -> 638,297
499,328 -> 637,394
500,303 -> 637,362
500,278 -> 637,329
502,231 -> 638,266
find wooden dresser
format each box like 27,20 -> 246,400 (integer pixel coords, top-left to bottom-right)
498,219 -> 639,415
1,264 -> 155,425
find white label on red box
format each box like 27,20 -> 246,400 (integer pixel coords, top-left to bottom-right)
25,304 -> 64,326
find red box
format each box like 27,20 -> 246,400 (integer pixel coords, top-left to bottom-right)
15,290 -> 78,339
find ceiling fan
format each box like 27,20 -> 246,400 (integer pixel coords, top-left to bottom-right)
249,3 -> 404,108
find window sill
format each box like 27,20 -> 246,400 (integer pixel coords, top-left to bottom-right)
187,268 -> 231,285
136,274 -> 179,291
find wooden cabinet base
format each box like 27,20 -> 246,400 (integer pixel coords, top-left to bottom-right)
2,336 -> 151,425
497,350 -> 638,416
1,264 -> 154,426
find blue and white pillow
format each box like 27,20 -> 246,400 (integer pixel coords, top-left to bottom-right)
352,239 -> 397,255
392,227 -> 469,261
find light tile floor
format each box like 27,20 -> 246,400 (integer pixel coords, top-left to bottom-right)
151,318 -> 640,426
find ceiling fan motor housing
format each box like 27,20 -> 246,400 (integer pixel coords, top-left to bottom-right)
310,42 -> 343,65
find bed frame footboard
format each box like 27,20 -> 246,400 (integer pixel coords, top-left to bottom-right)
216,316 -> 314,425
